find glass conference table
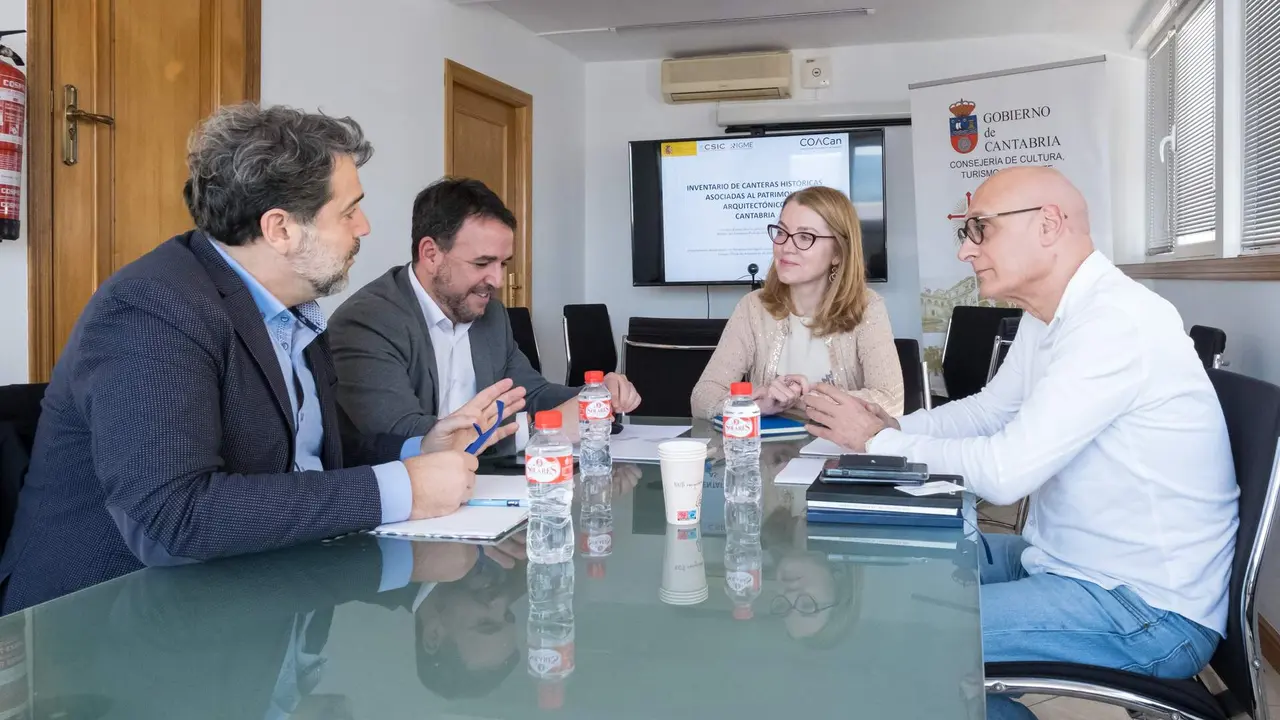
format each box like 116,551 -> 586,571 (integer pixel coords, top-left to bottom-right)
1,420 -> 984,719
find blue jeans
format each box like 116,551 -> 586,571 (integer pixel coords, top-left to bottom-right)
982,534 -> 1219,720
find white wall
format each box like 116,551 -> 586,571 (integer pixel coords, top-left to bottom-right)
262,0 -> 586,383
584,35 -> 1145,346
0,5 -> 27,384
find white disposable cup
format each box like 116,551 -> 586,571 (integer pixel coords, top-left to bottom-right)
658,441 -> 707,525
661,523 -> 708,597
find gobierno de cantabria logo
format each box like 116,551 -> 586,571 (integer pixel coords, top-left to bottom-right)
949,99 -> 978,154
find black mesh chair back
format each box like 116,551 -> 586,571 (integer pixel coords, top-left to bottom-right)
623,317 -> 726,418
1191,325 -> 1228,370
894,339 -> 926,415
986,315 -> 1022,383
1207,368 -> 1280,718
505,306 -> 541,374
942,306 -> 1023,401
562,304 -> 617,387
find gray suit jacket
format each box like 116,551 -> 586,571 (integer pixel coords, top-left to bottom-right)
328,265 -> 577,448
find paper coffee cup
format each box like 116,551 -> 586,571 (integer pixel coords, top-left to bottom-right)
659,441 -> 707,525
661,523 -> 708,600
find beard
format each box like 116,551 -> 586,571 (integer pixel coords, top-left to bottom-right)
432,259 -> 497,324
290,225 -> 358,298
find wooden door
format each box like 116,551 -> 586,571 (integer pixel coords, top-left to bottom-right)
26,0 -> 259,381
444,60 -> 532,310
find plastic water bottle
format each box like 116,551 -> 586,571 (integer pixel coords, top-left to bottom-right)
724,500 -> 763,620
724,462 -> 762,503
578,472 -> 613,579
527,559 -> 575,710
578,370 -> 613,475
722,382 -> 761,467
526,410 -> 574,564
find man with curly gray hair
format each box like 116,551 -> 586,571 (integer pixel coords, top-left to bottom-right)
0,104 -> 522,611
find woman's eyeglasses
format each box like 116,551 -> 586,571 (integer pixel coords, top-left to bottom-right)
768,224 -> 835,251
770,592 -> 838,617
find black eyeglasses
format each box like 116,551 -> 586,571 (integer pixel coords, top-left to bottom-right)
956,206 -> 1061,245
768,224 -> 835,251
770,592 -> 838,617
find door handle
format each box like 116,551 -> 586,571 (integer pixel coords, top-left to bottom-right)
507,271 -> 522,291
63,84 -> 114,166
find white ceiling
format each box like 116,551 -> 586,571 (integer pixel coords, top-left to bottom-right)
455,0 -> 1149,61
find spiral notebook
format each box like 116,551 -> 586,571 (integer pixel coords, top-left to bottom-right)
370,476 -> 529,541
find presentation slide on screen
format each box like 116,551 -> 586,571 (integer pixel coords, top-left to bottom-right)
659,133 -> 851,283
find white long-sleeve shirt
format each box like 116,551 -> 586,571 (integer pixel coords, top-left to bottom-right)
869,252 -> 1239,634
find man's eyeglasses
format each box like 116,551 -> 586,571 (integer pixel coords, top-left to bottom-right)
768,224 -> 836,251
770,592 -> 838,617
956,206 -> 1055,245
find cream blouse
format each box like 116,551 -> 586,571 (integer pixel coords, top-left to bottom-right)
690,289 -> 904,420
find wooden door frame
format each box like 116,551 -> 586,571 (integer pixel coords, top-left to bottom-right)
443,59 -> 533,310
23,0 -> 261,382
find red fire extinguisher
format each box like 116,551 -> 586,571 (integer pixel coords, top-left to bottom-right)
0,30 -> 26,242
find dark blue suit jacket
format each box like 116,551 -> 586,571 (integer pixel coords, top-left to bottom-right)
0,231 -> 404,613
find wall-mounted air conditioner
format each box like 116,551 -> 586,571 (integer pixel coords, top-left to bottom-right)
661,51 -> 792,104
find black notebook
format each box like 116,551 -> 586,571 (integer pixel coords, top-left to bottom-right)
805,475 -> 964,517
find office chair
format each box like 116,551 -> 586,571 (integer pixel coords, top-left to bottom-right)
986,368 -> 1280,720
505,306 -> 541,374
622,317 -> 727,417
932,305 -> 1023,406
0,383 -> 48,553
562,304 -> 617,387
978,317 -> 1028,533
894,338 -> 928,415
1190,325 -> 1229,371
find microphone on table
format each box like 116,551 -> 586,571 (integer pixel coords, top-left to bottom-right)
747,263 -> 761,290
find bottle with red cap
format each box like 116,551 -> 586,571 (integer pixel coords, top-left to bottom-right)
722,382 -> 761,467
578,472 -> 613,579
578,370 -> 613,475
526,410 -> 574,564
527,559 -> 575,710
724,499 -> 763,620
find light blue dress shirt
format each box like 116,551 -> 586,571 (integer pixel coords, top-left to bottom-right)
210,241 -> 415,524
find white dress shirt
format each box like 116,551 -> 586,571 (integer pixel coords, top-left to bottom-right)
408,267 -> 477,416
869,252 -> 1239,634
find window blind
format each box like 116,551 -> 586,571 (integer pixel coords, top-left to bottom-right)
1242,0 -> 1280,249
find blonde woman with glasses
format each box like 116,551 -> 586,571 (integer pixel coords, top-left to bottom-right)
691,185 -> 904,420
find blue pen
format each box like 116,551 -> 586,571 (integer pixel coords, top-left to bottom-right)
466,498 -> 528,508
465,400 -> 505,455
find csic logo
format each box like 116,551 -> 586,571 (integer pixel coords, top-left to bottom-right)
949,99 -> 978,154
526,456 -> 565,483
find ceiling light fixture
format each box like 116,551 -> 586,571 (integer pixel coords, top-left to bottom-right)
536,8 -> 876,37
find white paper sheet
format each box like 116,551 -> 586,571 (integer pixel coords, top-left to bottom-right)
613,424 -> 692,441
609,437 -> 711,463
799,437 -> 852,457
371,505 -> 528,542
895,480 -> 965,497
773,457 -> 828,486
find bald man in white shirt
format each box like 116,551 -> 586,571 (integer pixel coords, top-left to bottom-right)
805,167 -> 1238,720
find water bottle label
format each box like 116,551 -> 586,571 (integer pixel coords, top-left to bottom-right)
526,454 -> 574,484
726,570 -> 761,594
585,532 -> 612,556
579,398 -> 613,421
723,414 -> 760,440
528,645 -> 575,676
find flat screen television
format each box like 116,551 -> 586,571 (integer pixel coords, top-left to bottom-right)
630,128 -> 887,286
